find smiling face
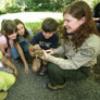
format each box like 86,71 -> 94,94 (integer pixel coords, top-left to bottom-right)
8,32 -> 17,40
16,23 -> 25,36
63,13 -> 85,34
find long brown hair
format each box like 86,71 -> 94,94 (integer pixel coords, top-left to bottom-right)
14,19 -> 29,38
63,1 -> 99,48
1,19 -> 17,48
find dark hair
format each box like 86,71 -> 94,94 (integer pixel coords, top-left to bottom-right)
1,19 -> 17,48
14,19 -> 29,38
1,19 -> 17,35
42,17 -> 58,33
94,3 -> 100,17
93,3 -> 100,32
63,1 -> 99,48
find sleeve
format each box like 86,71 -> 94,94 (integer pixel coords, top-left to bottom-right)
46,47 -> 95,70
52,39 -> 66,55
53,46 -> 65,55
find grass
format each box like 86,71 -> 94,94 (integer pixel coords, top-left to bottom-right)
25,22 -> 41,34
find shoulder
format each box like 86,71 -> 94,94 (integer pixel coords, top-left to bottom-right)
51,33 -> 59,39
0,35 -> 7,44
33,32 -> 43,38
53,33 -> 58,37
82,34 -> 100,54
35,31 -> 42,36
86,34 -> 100,46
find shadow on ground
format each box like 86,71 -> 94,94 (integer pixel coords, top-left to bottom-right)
7,62 -> 100,100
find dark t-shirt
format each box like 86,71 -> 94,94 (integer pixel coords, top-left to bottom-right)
31,32 -> 59,50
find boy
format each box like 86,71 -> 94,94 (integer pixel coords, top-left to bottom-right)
30,17 -> 59,75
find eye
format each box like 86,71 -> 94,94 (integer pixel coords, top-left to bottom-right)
64,19 -> 70,23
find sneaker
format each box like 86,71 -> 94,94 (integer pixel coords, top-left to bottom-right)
0,91 -> 8,100
47,83 -> 65,90
32,58 -> 41,73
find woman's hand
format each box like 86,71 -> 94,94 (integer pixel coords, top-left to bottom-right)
45,49 -> 54,55
40,50 -> 49,60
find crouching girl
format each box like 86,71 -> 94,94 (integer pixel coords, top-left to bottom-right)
0,51 -> 17,100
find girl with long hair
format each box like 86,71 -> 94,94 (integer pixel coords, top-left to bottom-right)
0,19 -> 29,74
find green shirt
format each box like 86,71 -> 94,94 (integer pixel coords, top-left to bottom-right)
46,34 -> 100,70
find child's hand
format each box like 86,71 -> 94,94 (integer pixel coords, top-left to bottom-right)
13,66 -> 18,77
24,63 -> 29,74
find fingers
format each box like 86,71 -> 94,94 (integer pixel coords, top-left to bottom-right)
46,49 -> 54,55
25,67 -> 29,74
24,63 -> 29,74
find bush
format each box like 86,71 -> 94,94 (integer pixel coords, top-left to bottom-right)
0,11 -> 6,15
5,6 -> 21,13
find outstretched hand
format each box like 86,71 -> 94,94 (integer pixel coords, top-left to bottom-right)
39,50 -> 49,60
24,63 -> 29,74
45,49 -> 54,55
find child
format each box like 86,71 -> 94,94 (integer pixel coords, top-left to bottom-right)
30,17 -> 59,75
39,1 -> 100,90
0,19 -> 29,74
0,51 -> 17,100
14,19 -> 33,61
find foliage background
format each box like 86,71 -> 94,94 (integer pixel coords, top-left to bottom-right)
0,0 -> 100,14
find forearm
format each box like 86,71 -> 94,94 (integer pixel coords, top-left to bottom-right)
2,57 -> 16,71
46,55 -> 78,70
15,43 -> 28,65
46,47 -> 96,70
53,46 -> 64,55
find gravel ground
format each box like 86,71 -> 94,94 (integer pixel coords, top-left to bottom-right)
6,62 -> 100,100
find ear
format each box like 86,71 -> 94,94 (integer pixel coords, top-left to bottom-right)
80,17 -> 86,24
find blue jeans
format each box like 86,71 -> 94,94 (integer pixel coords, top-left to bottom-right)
19,40 -> 31,59
11,47 -> 19,60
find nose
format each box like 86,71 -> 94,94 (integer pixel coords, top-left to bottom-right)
64,21 -> 67,27
13,33 -> 17,37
